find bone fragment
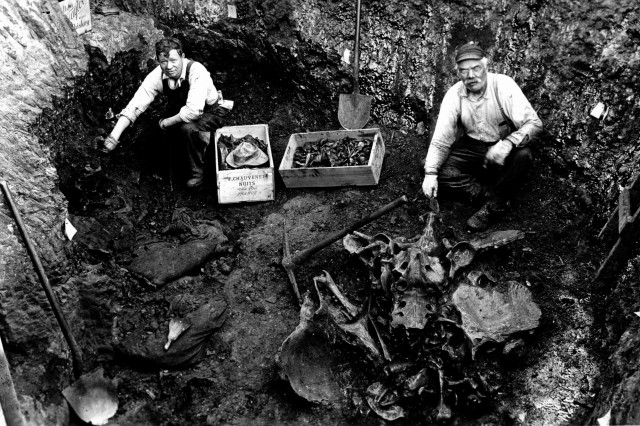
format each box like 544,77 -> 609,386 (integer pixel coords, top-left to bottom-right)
164,318 -> 191,350
315,271 -> 360,318
436,368 -> 452,421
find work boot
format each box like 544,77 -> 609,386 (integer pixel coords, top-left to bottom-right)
186,175 -> 203,189
466,199 -> 509,231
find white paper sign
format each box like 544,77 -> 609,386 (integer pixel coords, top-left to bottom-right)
64,218 -> 77,241
342,48 -> 351,64
590,102 -> 605,119
228,4 -> 237,19
58,0 -> 92,35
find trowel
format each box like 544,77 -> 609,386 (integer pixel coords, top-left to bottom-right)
0,181 -> 118,425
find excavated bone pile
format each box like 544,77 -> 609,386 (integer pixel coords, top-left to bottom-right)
278,207 -> 541,422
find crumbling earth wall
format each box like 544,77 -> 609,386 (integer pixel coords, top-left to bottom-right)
0,0 -> 86,348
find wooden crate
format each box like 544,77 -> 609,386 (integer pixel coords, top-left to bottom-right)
214,124 -> 275,204
278,128 -> 385,188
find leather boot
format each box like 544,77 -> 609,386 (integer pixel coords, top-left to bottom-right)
186,173 -> 203,189
466,199 -> 509,231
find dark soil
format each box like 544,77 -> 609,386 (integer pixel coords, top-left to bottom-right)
33,47 -> 614,425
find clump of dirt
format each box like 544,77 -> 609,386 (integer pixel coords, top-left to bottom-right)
28,42 -> 616,425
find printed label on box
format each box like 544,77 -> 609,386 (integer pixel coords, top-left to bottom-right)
58,0 -> 92,35
219,171 -> 273,202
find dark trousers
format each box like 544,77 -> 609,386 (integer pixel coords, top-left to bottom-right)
138,106 -> 227,181
167,121 -> 209,179
438,135 -> 533,202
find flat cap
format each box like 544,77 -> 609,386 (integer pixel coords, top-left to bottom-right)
455,43 -> 485,63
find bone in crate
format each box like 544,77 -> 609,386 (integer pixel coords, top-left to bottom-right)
293,136 -> 373,168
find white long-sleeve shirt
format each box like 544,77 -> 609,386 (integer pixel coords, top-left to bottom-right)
425,73 -> 543,174
118,59 -> 219,124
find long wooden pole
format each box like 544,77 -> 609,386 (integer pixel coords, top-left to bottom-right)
0,181 -> 85,377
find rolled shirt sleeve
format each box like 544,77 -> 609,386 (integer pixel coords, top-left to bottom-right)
424,83 -> 464,174
495,75 -> 543,147
118,67 -> 163,123
179,61 -> 219,123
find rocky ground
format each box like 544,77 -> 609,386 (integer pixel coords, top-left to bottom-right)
26,46 -> 618,425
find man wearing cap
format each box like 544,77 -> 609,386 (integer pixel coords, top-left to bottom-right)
102,37 -> 227,189
422,42 -> 543,231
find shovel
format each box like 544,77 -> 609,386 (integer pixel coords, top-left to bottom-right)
0,181 -> 118,425
338,0 -> 372,130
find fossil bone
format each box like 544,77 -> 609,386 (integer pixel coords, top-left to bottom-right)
164,318 -> 191,350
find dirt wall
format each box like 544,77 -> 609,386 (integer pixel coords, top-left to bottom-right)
0,0 -> 86,348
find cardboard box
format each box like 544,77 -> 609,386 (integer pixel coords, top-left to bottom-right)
278,128 -> 384,188
214,124 -> 275,204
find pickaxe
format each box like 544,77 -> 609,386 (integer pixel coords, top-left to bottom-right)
282,195 -> 408,305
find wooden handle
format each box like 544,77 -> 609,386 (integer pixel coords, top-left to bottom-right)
353,0 -> 362,94
0,181 -> 85,376
283,195 -> 408,268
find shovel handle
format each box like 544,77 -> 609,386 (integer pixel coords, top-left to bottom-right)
0,181 -> 85,375
353,0 -> 362,94
283,195 -> 408,269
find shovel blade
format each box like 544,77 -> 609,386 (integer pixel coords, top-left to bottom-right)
338,93 -> 372,130
62,367 -> 118,425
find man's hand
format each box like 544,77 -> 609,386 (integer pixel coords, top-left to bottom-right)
159,118 -> 167,130
485,140 -> 513,167
422,174 -> 438,198
101,135 -> 119,153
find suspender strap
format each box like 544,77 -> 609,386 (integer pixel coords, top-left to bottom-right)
493,76 -> 516,132
184,60 -> 193,80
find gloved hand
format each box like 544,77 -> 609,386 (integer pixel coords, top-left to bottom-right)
485,140 -> 513,167
158,118 -> 167,130
422,174 -> 438,198
101,135 -> 119,153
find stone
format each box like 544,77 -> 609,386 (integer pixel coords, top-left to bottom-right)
82,12 -> 163,66
219,262 -> 232,275
128,236 -> 226,286
68,215 -> 113,255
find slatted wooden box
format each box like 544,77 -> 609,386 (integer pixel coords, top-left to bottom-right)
214,124 -> 275,204
278,128 -> 385,188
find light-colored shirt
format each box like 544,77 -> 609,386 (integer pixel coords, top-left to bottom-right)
118,59 -> 219,124
425,72 -> 543,174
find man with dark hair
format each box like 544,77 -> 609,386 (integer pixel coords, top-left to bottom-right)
422,42 -> 543,231
103,37 -> 226,189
